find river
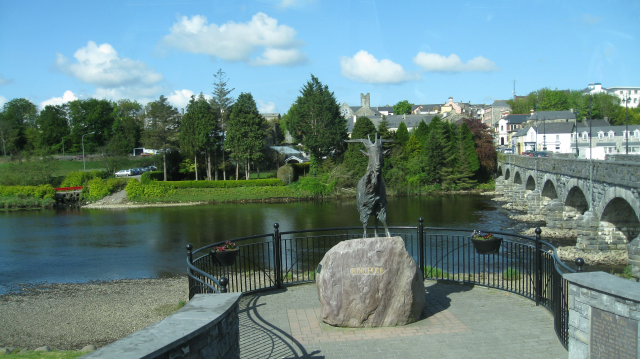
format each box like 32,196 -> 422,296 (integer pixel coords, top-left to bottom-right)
0,194 -> 562,294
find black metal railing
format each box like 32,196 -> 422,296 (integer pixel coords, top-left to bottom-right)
186,218 -> 582,349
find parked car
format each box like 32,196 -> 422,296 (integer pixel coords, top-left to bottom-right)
534,151 -> 549,157
502,148 -> 514,154
522,151 -> 534,156
115,169 -> 132,177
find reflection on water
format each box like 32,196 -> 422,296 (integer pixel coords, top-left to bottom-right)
0,194 -> 528,293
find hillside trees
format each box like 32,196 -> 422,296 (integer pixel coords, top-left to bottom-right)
211,69 -> 235,180
106,99 -> 142,156
68,99 -> 115,153
393,100 -> 413,115
225,92 -> 268,180
0,98 -> 38,155
180,94 -> 220,180
287,75 -> 347,175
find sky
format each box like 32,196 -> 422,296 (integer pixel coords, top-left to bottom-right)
1,0 -> 638,114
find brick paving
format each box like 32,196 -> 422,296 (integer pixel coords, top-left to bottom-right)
238,281 -> 568,359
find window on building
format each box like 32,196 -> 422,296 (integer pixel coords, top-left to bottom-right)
598,131 -> 604,140
608,131 -> 614,140
582,132 -> 588,141
634,130 -> 640,138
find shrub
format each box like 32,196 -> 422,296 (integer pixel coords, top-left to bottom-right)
276,165 -> 296,184
292,176 -> 335,197
61,170 -> 107,187
0,184 -> 56,199
126,178 -> 176,201
424,266 -> 450,279
84,178 -> 128,201
151,178 -> 284,189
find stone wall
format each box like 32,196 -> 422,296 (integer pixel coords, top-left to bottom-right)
81,293 -> 242,359
564,272 -> 640,358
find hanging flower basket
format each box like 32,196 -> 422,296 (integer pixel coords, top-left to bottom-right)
210,241 -> 239,266
470,231 -> 503,255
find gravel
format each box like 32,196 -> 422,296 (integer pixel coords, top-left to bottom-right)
0,276 -> 188,351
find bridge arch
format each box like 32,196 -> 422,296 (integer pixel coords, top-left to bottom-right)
514,171 -> 523,185
496,165 -> 503,178
541,179 -> 558,200
526,175 -> 536,191
504,168 -> 511,181
564,186 -> 589,214
598,187 -> 640,243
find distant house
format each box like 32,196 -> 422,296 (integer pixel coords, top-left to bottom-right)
574,121 -> 640,159
498,114 -> 529,147
583,82 -> 640,108
270,146 -> 309,164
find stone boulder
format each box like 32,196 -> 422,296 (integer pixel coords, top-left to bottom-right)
316,236 -> 425,327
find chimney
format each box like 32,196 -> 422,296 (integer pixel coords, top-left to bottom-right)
530,108 -> 535,115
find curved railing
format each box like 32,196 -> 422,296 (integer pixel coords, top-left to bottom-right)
186,218 -> 582,349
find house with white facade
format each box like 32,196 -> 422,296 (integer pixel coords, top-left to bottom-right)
583,82 -> 640,108
573,123 -> 640,159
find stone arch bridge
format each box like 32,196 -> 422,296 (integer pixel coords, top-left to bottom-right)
496,155 -> 640,272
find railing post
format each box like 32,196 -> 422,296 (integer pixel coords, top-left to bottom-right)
186,244 -> 194,299
418,217 -> 424,276
273,223 -> 283,289
575,257 -> 585,272
219,276 -> 229,293
535,227 -> 542,306
187,243 -> 193,264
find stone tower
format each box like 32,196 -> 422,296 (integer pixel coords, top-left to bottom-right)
361,93 -> 370,108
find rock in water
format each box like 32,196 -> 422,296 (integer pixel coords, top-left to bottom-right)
316,236 -> 425,327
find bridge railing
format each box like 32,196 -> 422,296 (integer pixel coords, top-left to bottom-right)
187,218 -> 581,349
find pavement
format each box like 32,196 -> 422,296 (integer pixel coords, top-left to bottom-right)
238,280 -> 568,359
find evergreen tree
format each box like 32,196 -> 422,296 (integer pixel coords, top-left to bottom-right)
458,122 -> 479,173
343,117 -> 377,178
377,116 -> 393,141
424,116 -> 445,184
225,92 -> 267,180
180,94 -> 217,180
142,95 -> 180,181
414,120 -> 429,147
211,69 -> 235,180
287,75 -> 347,175
395,121 -> 409,146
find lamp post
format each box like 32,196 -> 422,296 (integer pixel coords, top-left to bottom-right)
82,132 -> 94,171
623,96 -> 631,154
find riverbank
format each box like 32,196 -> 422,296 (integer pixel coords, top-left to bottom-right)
0,276 -> 188,351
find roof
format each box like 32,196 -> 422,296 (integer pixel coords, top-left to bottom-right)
529,111 -> 576,121
503,114 -> 529,124
533,122 -> 575,134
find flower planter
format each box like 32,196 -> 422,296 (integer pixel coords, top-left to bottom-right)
471,237 -> 503,255
212,249 -> 239,266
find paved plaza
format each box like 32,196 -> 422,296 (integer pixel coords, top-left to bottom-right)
238,281 -> 567,359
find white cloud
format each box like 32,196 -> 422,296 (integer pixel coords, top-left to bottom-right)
340,51 -> 420,84
257,100 -> 277,113
161,13 -> 307,66
0,75 -> 13,86
413,52 -> 498,72
40,90 -> 78,108
55,41 -> 163,87
167,89 -> 195,110
0,96 -> 7,108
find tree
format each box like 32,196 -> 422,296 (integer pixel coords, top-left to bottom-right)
37,104 -> 70,152
395,121 -> 409,146
0,98 -> 38,155
343,117 -> 377,178
377,116 -> 393,141
106,99 -> 142,156
211,69 -> 235,180
458,122 -> 480,173
463,118 -> 496,175
424,116 -> 445,184
287,75 -> 347,174
414,120 -> 430,147
180,94 -> 219,180
393,100 -> 413,115
142,95 -> 180,181
67,99 -> 115,153
225,92 -> 267,180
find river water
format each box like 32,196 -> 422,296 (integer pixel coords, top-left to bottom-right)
0,194 -> 560,294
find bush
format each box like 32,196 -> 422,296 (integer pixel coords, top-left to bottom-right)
140,171 -> 163,184
276,165 -> 296,184
61,170 -> 107,187
0,184 -> 56,199
291,176 -> 335,197
126,178 -> 176,201
84,178 -> 128,201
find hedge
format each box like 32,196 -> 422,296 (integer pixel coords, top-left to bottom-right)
126,178 -> 176,201
145,178 -> 284,189
84,178 -> 128,202
0,184 -> 57,200
61,170 -> 108,187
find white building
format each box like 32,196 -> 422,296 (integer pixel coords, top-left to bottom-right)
584,83 -> 640,108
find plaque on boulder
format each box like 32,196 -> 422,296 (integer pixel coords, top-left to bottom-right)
316,236 -> 425,327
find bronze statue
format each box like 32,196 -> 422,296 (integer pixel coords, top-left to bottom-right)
345,134 -> 392,237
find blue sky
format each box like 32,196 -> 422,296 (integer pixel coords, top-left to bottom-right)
1,0 -> 638,114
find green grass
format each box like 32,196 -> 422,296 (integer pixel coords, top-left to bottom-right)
154,300 -> 187,317
0,196 -> 56,210
0,350 -> 90,358
502,268 -> 521,280
424,266 -> 450,279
